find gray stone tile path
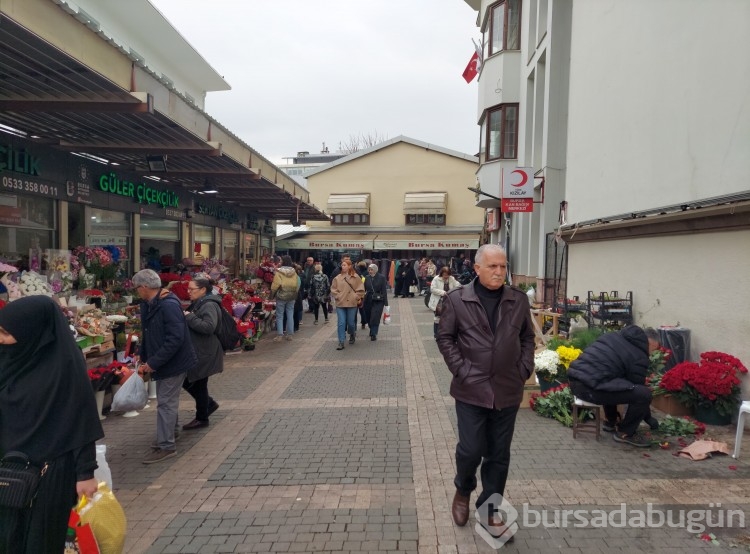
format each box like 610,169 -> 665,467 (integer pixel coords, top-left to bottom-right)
100,298 -> 750,553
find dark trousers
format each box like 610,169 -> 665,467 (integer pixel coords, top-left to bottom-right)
312,300 -> 328,321
454,400 -> 519,508
569,379 -> 652,436
183,377 -> 213,421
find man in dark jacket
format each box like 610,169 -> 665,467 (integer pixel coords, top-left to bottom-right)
568,325 -> 660,447
134,269 -> 197,464
437,244 -> 534,538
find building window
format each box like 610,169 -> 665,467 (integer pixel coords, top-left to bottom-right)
405,214 -> 446,225
331,214 -> 369,225
487,0 -> 521,56
481,104 -> 519,161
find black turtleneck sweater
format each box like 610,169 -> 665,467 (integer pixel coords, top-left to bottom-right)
473,280 -> 504,334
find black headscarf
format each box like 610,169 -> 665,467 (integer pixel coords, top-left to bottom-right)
0,296 -> 104,464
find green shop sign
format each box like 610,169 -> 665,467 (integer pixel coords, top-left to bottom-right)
98,172 -> 179,208
195,200 -> 238,224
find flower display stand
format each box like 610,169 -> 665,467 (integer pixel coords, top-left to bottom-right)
651,394 -> 692,417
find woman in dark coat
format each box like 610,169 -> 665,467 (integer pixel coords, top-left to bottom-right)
363,263 -> 389,340
181,274 -> 223,429
0,296 -> 104,553
398,259 -> 418,297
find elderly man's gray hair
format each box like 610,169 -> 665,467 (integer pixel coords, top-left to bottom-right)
132,269 -> 162,289
368,264 -> 379,271
474,244 -> 507,265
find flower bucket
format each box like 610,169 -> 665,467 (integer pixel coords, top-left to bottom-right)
538,375 -> 559,394
651,394 -> 692,417
694,404 -> 731,426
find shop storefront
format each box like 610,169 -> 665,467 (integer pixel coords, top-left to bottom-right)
276,234 -> 479,269
0,136 -> 271,279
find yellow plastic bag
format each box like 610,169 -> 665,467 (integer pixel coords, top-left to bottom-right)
76,482 -> 127,554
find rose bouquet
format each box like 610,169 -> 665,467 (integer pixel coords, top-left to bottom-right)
659,351 -> 748,417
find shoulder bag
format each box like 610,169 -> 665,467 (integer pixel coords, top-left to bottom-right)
434,279 -> 450,317
0,452 -> 48,509
344,276 -> 364,308
369,277 -> 384,303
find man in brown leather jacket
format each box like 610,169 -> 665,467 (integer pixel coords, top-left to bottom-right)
437,244 -> 535,536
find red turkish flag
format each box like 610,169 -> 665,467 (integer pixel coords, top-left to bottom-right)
462,51 -> 479,83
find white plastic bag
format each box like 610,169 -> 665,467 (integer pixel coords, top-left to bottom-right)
383,305 -> 391,325
94,444 -> 113,489
302,299 -> 309,312
111,371 -> 147,412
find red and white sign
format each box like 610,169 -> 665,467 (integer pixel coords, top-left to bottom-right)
501,167 -> 534,213
501,198 -> 534,212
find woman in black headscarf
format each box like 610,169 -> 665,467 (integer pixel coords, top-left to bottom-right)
0,296 -> 104,553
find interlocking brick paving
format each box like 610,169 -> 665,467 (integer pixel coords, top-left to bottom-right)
145,507 -> 419,554
282,364 -> 406,399
210,407 -> 412,486
209,365 -> 276,400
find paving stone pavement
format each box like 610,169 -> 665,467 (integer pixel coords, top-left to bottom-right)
99,298 -> 750,553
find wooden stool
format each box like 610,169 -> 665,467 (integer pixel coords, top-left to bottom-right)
572,396 -> 602,440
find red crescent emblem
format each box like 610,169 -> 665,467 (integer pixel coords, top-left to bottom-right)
511,170 -> 528,187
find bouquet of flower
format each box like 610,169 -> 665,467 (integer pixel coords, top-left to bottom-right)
202,258 -> 228,281
659,351 -> 748,417
72,246 -> 125,282
556,345 -> 583,370
87,366 -> 115,392
534,349 -> 561,380
18,271 -> 53,297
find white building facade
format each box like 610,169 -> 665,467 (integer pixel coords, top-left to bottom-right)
465,0 -> 750,362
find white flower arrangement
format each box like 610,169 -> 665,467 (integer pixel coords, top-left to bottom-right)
534,349 -> 561,379
18,271 -> 53,297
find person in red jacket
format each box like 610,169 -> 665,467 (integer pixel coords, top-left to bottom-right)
437,244 -> 534,539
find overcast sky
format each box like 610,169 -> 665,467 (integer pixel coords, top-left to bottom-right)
150,0 -> 481,165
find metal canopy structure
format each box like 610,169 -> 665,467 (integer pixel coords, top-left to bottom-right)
0,13 -> 329,222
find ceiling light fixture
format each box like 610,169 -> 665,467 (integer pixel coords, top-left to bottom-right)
146,154 -> 167,172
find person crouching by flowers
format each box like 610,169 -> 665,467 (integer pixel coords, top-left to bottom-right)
567,326 -> 661,447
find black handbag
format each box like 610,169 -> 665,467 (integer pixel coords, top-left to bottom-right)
0,452 -> 48,509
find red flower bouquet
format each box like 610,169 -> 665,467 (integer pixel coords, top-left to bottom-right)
660,351 -> 748,417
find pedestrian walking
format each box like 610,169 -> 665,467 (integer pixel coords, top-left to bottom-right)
363,263 -> 388,340
309,264 -> 331,324
0,296 -> 104,553
436,244 -> 534,538
181,274 -> 222,430
330,259 -> 364,350
133,269 -> 197,464
271,255 -> 299,342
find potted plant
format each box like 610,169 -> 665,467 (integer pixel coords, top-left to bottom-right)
534,349 -> 562,393
658,351 -> 748,425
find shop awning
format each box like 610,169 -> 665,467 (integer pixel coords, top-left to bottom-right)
276,234 -> 378,250
0,13 -> 328,222
276,232 -> 480,250
403,192 -> 447,214
326,194 -> 370,215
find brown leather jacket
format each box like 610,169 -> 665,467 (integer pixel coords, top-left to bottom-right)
437,281 -> 535,409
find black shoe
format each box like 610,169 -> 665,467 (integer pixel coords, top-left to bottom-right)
208,400 -> 219,416
602,420 -> 617,433
182,419 -> 209,430
613,432 -> 652,447
349,334 -> 356,344
336,342 -> 345,350
646,416 -> 660,430
370,335 -> 376,341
